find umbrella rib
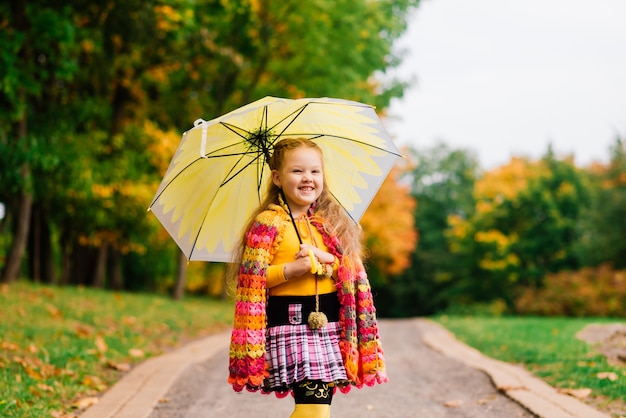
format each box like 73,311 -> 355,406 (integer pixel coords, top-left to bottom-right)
149,157 -> 205,208
282,133 -> 403,156
329,189 -> 358,225
270,105 -> 308,139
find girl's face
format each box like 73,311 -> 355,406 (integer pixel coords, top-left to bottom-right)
271,147 -> 324,217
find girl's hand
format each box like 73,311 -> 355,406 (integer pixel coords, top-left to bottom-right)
284,256 -> 315,279
295,244 -> 334,264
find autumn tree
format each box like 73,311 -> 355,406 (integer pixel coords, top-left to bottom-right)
446,150 -> 590,307
361,163 -> 417,283
1,0 -> 420,293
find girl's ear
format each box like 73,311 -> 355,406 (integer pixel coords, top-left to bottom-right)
271,170 -> 281,187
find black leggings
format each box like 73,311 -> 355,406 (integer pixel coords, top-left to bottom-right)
293,380 -> 334,405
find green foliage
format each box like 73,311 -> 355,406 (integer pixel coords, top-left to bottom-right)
516,265 -> 626,317
575,138 -> 626,269
436,316 -> 626,412
375,142 -> 479,317
0,281 -> 233,417
1,0 -> 419,289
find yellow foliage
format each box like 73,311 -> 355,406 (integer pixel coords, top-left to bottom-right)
361,165 -> 417,275
474,229 -> 516,252
475,157 -> 545,201
145,121 -> 180,176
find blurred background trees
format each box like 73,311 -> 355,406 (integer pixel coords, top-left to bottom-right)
1,0 -> 419,293
2,0 -> 626,318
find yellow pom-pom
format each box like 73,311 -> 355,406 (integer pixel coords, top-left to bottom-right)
308,311 -> 328,329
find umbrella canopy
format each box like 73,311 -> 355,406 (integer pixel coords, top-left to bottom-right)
149,96 -> 402,262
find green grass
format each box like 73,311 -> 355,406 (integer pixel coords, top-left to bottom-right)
0,281 -> 234,418
435,315 -> 626,415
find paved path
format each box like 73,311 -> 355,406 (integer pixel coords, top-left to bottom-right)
82,318 -> 610,418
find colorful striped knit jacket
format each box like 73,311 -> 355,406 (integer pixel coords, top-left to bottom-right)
228,203 -> 388,393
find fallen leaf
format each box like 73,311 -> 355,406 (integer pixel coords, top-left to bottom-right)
46,304 -> 62,318
158,397 -> 170,403
558,388 -> 592,399
82,375 -> 106,390
107,361 -> 131,371
72,396 -> 99,410
121,316 -> 137,326
1,341 -> 19,351
444,400 -> 463,408
597,372 -> 618,381
95,335 -> 107,354
27,343 -> 38,354
37,383 -> 55,392
24,366 -> 43,380
75,323 -> 93,337
129,348 -> 145,358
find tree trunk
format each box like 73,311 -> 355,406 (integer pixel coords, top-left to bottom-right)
59,227 -> 73,285
172,251 -> 187,300
92,241 -> 108,288
30,206 -> 41,282
2,189 -> 33,283
110,249 -> 123,290
42,216 -> 56,284
1,0 -> 33,285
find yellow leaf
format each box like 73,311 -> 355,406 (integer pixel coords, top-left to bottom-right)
597,372 -> 618,381
24,366 -> 43,380
95,335 -> 107,354
46,304 -> 62,318
75,323 -> 93,337
72,396 -> 99,409
128,348 -> 145,358
82,375 -> 106,390
1,341 -> 19,351
37,383 -> 54,392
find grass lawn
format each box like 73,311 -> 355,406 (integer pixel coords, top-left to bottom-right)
0,281 -> 234,418
435,315 -> 626,416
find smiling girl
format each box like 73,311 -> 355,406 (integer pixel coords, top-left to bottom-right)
228,137 -> 387,418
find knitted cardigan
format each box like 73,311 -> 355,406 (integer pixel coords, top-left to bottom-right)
228,204 -> 388,393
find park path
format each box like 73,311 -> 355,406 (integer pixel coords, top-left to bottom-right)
83,318 -> 609,418
148,319 -> 534,418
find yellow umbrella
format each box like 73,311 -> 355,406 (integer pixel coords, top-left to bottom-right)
149,96 -> 402,262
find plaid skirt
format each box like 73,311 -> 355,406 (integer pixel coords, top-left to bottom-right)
265,293 -> 348,391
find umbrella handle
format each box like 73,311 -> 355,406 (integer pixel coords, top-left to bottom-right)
307,250 -> 318,274
194,119 -> 208,158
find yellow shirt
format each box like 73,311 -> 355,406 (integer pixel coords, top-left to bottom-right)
266,217 -> 338,296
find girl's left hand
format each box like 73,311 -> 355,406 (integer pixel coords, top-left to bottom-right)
295,244 -> 334,264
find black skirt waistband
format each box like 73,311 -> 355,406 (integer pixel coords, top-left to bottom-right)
267,293 -> 340,326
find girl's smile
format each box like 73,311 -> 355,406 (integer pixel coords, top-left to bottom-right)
271,147 -> 324,217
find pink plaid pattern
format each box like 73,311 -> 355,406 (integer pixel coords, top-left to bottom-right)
265,322 -> 347,390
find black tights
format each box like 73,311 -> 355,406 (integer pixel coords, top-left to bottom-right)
292,380 -> 334,405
